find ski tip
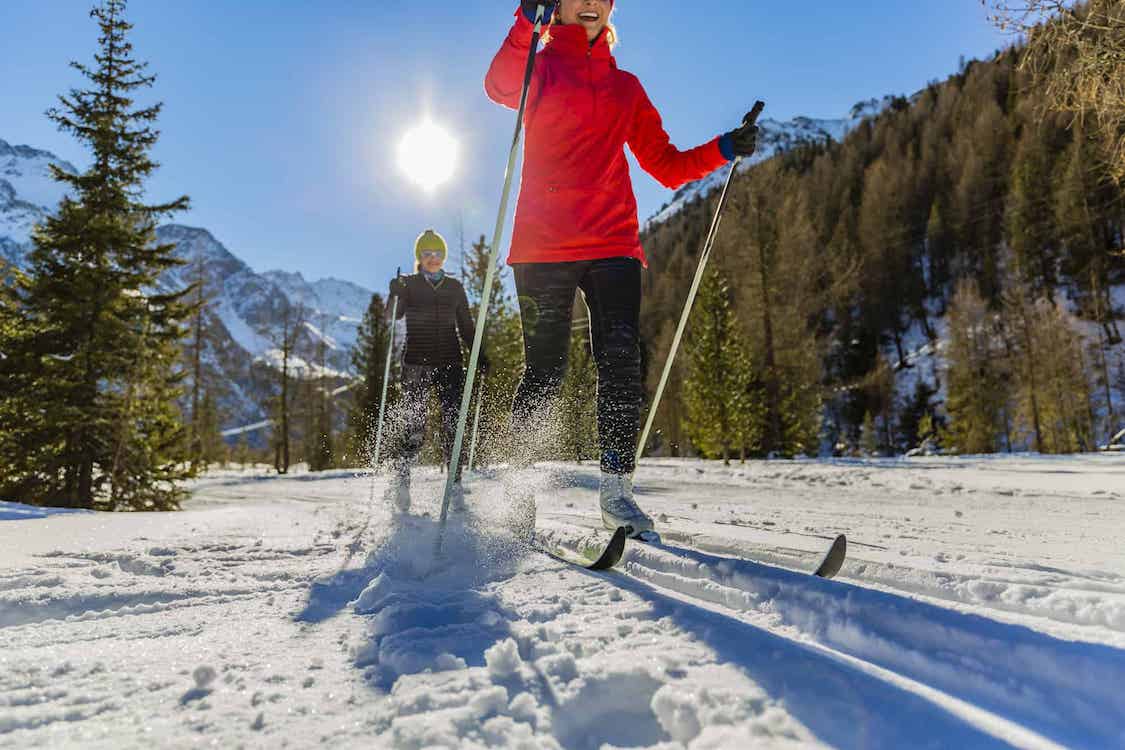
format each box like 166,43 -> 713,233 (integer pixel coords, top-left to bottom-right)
587,526 -> 628,571
814,534 -> 847,579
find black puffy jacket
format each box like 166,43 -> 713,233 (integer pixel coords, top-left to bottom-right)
392,273 -> 475,367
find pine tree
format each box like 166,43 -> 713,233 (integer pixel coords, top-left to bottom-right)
1007,115 -> 1061,296
898,380 -> 939,452
942,280 -> 1010,454
234,433 -> 251,470
181,244 -> 229,470
860,411 -> 879,457
1003,282 -> 1095,453
462,235 -> 523,463
348,291 -> 395,464
0,0 -> 191,509
197,390 -> 226,466
306,315 -> 335,471
682,266 -> 759,464
916,412 -> 939,453
924,199 -> 954,306
267,303 -> 305,474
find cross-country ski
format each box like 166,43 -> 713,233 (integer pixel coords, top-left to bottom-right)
3,0 -> 1125,748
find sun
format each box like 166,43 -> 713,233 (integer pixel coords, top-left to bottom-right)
397,119 -> 459,192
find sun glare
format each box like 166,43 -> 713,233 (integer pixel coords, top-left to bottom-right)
397,119 -> 458,192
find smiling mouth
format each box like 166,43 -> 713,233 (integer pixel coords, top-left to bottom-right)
578,11 -> 600,22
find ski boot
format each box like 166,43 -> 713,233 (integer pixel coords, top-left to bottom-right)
384,471 -> 411,514
599,472 -> 655,539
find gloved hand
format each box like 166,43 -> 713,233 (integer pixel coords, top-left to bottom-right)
719,119 -> 759,161
388,276 -> 406,299
476,353 -> 491,375
520,1 -> 558,24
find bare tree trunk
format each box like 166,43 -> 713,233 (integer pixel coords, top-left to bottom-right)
189,256 -> 205,468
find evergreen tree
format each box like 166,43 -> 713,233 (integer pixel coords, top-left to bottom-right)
682,266 -> 759,464
0,0 -> 191,509
266,302 -> 305,474
898,380 -> 939,453
641,317 -> 689,457
924,198 -> 954,307
1003,281 -> 1095,453
348,291 -> 395,464
860,411 -> 879,457
181,243 -> 229,470
462,235 -> 524,463
942,280 -> 1010,454
234,433 -> 251,470
916,412 -> 939,453
1007,117 -> 1061,296
196,390 -> 226,466
306,315 -> 335,471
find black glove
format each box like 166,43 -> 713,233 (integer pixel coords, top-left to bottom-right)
388,276 -> 406,299
476,353 -> 491,375
719,120 -> 759,160
520,1 -> 557,24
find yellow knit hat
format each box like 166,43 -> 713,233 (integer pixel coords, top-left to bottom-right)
414,229 -> 447,262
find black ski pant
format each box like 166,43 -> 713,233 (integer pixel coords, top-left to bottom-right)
391,362 -> 467,481
512,256 -> 642,475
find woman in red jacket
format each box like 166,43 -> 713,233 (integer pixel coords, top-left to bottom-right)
486,0 -> 758,537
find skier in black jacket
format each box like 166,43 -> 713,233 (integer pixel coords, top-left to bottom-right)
385,229 -> 484,512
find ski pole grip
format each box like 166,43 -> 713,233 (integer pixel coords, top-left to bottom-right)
744,101 -> 765,128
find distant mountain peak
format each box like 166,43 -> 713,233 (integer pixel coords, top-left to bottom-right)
644,98 -> 896,230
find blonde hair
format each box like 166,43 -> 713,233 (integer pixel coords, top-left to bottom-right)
541,8 -> 618,49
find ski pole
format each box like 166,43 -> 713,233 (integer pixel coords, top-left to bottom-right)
635,102 -> 765,465
467,380 -> 484,472
372,268 -> 401,467
435,3 -> 553,558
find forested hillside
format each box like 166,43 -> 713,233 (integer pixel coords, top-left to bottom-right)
639,49 -> 1125,459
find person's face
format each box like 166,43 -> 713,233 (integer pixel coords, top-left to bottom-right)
420,250 -> 445,274
557,0 -> 611,42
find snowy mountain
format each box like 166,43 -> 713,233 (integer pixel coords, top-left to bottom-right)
644,97 -> 895,229
0,138 -> 75,265
260,270 -> 371,353
0,137 -> 376,436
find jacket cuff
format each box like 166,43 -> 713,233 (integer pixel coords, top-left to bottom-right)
718,133 -> 735,161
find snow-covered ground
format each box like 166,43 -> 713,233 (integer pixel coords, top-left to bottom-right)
1,455 -> 1123,749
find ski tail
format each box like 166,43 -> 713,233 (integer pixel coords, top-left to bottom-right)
813,534 -> 847,579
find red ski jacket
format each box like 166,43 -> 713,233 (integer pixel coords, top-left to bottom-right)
485,11 -> 729,266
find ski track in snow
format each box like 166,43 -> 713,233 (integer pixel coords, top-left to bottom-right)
0,457 -> 1123,749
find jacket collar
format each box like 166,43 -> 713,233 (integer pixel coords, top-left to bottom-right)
543,23 -> 614,61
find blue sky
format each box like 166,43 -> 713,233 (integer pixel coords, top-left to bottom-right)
3,1 -> 1008,292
